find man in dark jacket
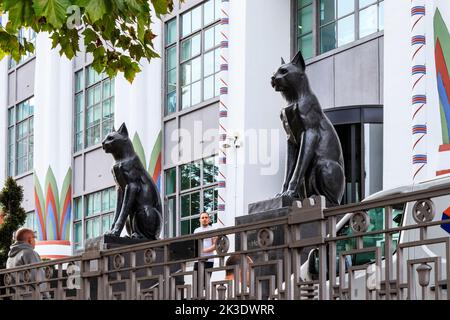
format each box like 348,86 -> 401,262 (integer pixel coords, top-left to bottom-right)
6,228 -> 50,299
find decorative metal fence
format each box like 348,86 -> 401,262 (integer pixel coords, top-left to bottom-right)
1,182 -> 450,300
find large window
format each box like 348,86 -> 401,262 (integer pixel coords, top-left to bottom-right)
7,98 -> 34,176
8,28 -> 36,69
74,66 -> 115,152
164,0 -> 222,116
296,0 -> 384,58
73,187 -> 116,250
164,156 -> 218,237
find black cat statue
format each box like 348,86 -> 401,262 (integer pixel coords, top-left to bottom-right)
102,123 -> 162,240
271,51 -> 345,206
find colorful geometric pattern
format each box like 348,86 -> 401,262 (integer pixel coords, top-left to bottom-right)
411,2 -> 427,181
34,168 -> 72,241
441,206 -> 450,234
149,131 -> 162,190
132,131 -> 162,191
435,9 -> 450,147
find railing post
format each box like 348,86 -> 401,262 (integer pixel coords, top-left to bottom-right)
288,195 -> 326,300
384,205 -> 393,300
328,216 -> 337,300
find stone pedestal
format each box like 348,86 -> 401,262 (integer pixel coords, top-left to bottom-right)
85,235 -> 197,260
248,195 -> 296,214
85,234 -> 149,251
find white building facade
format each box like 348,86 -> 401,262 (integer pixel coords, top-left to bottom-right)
1,0 -> 448,259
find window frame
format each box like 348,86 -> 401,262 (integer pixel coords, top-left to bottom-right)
23,210 -> 37,231
72,187 -> 116,251
8,28 -> 37,70
293,0 -> 384,60
164,155 -> 219,237
7,97 -> 35,177
163,0 -> 222,117
73,65 -> 115,153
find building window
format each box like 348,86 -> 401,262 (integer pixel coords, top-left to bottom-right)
164,156 -> 218,237
72,187 -> 116,251
74,66 -> 115,152
23,211 -> 37,231
297,0 -> 314,59
359,0 -> 384,39
8,28 -> 36,69
295,0 -> 384,58
164,0 -> 222,116
7,98 -> 34,177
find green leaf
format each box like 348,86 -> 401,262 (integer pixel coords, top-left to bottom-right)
4,0 -> 33,29
124,61 -> 140,83
151,0 -> 168,16
126,0 -> 142,12
81,0 -> 108,23
50,32 -> 60,49
82,27 -> 98,44
33,0 -> 72,28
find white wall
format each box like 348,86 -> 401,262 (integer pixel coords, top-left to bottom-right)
383,0 -> 412,189
225,0 -> 290,220
0,47 -> 7,187
34,33 -> 73,184
384,0 -> 450,189
0,14 -> 9,186
114,18 -> 163,159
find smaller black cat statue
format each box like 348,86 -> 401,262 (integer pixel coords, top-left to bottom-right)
102,123 -> 162,240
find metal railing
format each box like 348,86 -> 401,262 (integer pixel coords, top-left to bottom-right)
1,182 -> 450,300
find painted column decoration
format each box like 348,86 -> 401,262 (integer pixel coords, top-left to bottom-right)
132,131 -> 162,191
434,9 -> 450,176
33,33 -> 73,259
34,168 -> 72,258
411,2 -> 428,181
217,0 -> 229,226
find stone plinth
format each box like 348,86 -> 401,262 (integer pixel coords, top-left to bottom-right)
248,195 -> 296,214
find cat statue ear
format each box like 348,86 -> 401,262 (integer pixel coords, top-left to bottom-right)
292,50 -> 306,71
117,122 -> 129,138
281,57 -> 286,65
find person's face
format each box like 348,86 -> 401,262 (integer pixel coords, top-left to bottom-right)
26,232 -> 37,249
199,213 -> 210,227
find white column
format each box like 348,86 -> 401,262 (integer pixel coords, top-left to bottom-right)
0,13 -> 9,186
114,19 -> 163,189
33,33 -> 73,258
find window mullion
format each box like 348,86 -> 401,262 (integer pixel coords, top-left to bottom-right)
313,0 -> 318,57
355,0 -> 360,41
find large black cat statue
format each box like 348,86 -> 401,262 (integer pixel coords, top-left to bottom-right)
102,123 -> 162,240
271,51 -> 345,206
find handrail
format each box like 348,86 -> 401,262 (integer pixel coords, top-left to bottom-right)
1,181 -> 450,300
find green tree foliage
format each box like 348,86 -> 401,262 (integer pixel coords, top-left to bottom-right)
0,177 -> 26,269
0,0 -> 177,82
